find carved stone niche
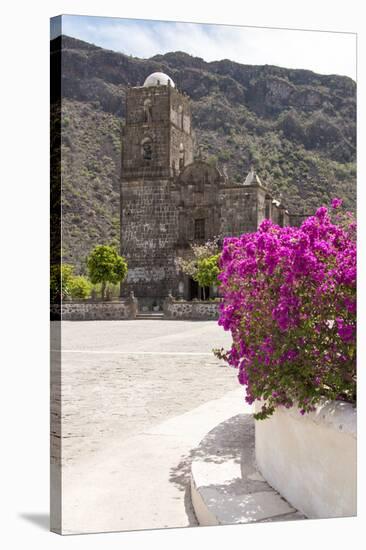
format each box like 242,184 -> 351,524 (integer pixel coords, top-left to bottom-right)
143,98 -> 153,124
141,136 -> 153,161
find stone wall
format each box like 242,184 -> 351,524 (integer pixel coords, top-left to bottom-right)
120,178 -> 180,299
120,79 -> 294,304
176,161 -> 223,244
220,185 -> 263,235
163,299 -> 220,320
123,85 -> 171,179
121,83 -> 194,301
50,299 -> 137,321
289,213 -> 312,227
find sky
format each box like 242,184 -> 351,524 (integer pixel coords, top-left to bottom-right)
51,15 -> 357,81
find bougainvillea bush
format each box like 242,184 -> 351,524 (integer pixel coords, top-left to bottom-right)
216,200 -> 356,419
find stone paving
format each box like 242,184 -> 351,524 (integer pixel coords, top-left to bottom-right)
52,320 -> 241,533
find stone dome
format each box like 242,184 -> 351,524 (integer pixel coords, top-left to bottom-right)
143,72 -> 175,88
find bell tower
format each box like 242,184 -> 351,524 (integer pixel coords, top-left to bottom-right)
121,72 -> 193,180
120,72 -> 193,305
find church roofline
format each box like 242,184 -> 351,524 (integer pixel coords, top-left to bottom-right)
223,183 -> 267,191
176,159 -> 224,179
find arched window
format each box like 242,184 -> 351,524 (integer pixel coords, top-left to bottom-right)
194,218 -> 205,240
141,137 -> 152,161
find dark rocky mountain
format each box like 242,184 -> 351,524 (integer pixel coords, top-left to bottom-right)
51,35 -> 356,273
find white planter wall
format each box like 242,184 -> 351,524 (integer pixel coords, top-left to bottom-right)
255,400 -> 356,518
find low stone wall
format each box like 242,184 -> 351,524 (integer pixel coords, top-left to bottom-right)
163,299 -> 220,320
255,400 -> 357,519
50,300 -> 137,321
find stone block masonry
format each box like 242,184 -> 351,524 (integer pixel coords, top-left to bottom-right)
163,299 -> 219,320
50,299 -> 137,321
120,73 -> 292,303
120,178 -> 180,299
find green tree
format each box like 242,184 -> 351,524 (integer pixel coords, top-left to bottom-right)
87,245 -> 128,300
50,263 -> 75,302
195,254 -> 220,291
69,275 -> 93,300
176,239 -> 221,300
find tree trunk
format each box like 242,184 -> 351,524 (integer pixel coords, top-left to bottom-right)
202,286 -> 206,301
101,281 -> 106,301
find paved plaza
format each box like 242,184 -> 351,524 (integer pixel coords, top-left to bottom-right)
52,320 -> 244,533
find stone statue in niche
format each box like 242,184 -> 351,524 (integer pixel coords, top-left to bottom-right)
178,105 -> 183,129
143,98 -> 153,124
179,142 -> 185,170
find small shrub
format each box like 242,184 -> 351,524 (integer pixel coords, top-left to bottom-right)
69,276 -> 93,300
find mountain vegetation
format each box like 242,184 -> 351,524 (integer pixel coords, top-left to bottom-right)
51,35 -> 356,272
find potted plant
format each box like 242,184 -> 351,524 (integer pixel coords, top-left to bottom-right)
216,199 -> 356,518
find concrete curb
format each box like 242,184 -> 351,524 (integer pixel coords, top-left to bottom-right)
190,413 -> 306,525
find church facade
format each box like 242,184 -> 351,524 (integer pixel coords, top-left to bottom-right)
120,72 -> 290,306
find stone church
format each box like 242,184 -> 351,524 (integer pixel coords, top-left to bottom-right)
120,72 -> 290,306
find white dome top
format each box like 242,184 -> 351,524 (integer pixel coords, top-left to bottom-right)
143,72 -> 175,88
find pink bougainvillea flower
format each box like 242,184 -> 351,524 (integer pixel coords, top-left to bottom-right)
331,198 -> 343,209
216,200 -> 356,420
